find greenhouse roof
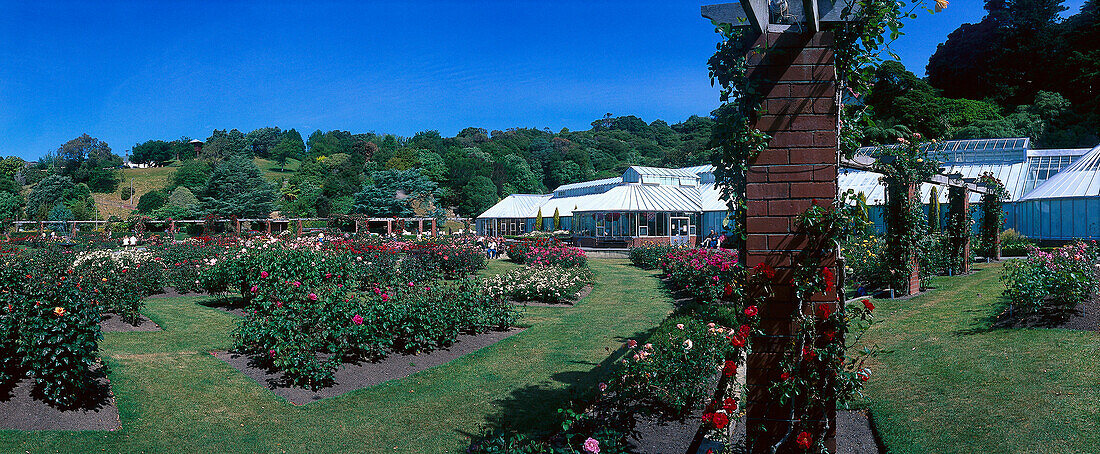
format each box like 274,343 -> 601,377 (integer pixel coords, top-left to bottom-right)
476,194 -> 552,219
552,176 -> 621,194
1021,144 -> 1100,200
839,160 -> 1032,205
854,137 -> 1030,164
575,184 -> 702,212
627,166 -> 699,178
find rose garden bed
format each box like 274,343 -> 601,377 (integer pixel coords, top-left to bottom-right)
214,327 -> 525,405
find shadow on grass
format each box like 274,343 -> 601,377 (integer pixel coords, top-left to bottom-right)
957,295 -> 1093,335
461,327 -> 660,442
196,295 -> 247,317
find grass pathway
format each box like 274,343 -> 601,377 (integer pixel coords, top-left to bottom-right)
0,259 -> 672,453
858,262 -> 1100,454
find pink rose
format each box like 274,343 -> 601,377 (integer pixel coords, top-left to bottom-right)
583,437 -> 600,454
352,314 -> 364,325
308,293 -> 318,301
250,285 -> 258,293
260,271 -> 269,278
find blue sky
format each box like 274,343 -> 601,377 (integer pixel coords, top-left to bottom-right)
0,0 -> 1087,160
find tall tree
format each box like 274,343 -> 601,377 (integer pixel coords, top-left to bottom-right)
271,129 -> 306,170
199,156 -> 276,218
352,168 -> 438,217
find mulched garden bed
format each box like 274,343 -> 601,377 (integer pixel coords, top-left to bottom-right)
510,284 -> 594,307
99,313 -> 161,332
214,328 -> 525,405
992,295 -> 1100,332
0,364 -> 120,431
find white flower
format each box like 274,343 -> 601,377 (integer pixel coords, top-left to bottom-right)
683,339 -> 693,351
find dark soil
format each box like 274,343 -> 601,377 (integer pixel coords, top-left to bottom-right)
510,284 -> 594,307
0,364 -> 120,431
99,313 -> 161,332
992,295 -> 1100,332
214,328 -> 525,405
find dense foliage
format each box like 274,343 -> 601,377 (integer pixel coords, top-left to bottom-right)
1002,241 -> 1099,314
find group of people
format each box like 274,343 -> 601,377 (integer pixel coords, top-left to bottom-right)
701,229 -> 726,249
476,236 -> 504,259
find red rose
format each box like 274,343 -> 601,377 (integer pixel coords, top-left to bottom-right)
821,266 -> 835,294
722,360 -> 738,377
744,306 -> 758,317
816,303 -> 833,319
780,371 -> 790,381
730,336 -> 745,347
796,431 -> 812,449
723,283 -> 734,297
802,346 -> 815,359
704,411 -> 729,429
722,397 -> 737,412
862,299 -> 875,311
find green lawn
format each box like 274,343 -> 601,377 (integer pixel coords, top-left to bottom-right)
858,261 -> 1100,454
0,259 -> 673,453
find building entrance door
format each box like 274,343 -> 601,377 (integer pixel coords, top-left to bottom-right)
670,217 -> 691,246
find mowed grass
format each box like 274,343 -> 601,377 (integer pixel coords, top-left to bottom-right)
0,259 -> 673,453
857,261 -> 1100,454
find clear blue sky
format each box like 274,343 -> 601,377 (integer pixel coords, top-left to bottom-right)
0,0 -> 1087,161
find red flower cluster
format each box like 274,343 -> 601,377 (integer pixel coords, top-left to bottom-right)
816,303 -> 833,319
722,397 -> 737,412
722,360 -> 738,377
821,266 -> 836,294
752,262 -> 777,279
862,298 -> 875,311
743,305 -> 758,317
796,431 -> 813,449
702,411 -> 729,429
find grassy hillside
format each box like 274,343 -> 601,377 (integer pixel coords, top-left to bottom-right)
90,158 -> 299,219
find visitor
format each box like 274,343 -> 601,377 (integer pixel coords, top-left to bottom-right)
487,239 -> 497,259
318,232 -> 325,244
707,229 -> 718,249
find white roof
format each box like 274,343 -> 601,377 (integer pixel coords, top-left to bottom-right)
1022,144 -> 1100,200
553,176 -> 621,193
627,166 -> 698,178
575,184 -> 701,212
477,194 -> 552,219
839,160 -> 1032,205
699,183 -> 731,211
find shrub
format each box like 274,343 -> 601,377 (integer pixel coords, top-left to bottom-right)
628,243 -> 677,269
658,248 -> 744,305
152,239 -> 224,293
13,280 -> 102,408
484,266 -> 592,304
999,229 -> 1035,257
841,233 -> 886,293
1002,241 -> 1100,314
73,249 -> 164,323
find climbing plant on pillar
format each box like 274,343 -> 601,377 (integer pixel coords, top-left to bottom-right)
977,173 -> 1009,260
945,185 -> 971,274
928,186 -> 941,233
872,133 -> 942,294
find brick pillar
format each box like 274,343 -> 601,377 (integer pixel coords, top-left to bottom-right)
418,219 -> 424,234
386,220 -> 392,235
743,31 -> 840,453
431,219 -> 438,237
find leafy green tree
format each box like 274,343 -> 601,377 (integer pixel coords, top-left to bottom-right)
352,169 -> 438,217
27,175 -> 77,218
271,129 -> 305,170
53,134 -> 121,192
199,156 -> 276,218
246,127 -> 283,158
417,150 -> 448,181
201,129 -> 250,162
48,203 -> 74,229
0,192 -> 23,221
131,140 -> 173,164
0,157 -> 25,179
535,207 -> 543,231
460,176 -> 498,217
172,159 -> 212,191
929,187 -> 941,233
137,190 -> 168,213
553,207 -> 561,230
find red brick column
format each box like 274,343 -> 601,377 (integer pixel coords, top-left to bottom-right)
743,31 -> 840,453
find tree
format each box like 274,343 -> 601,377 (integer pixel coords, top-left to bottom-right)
131,140 -> 173,164
553,207 -> 561,230
201,129 -> 250,162
271,129 -> 305,170
136,190 -> 168,213
0,157 -> 25,178
52,134 -> 121,192
199,156 -> 276,218
535,207 -> 543,231
172,160 -> 212,191
26,175 -> 77,218
352,169 -> 438,217
460,176 -> 498,217
246,127 -> 283,158
0,192 -> 23,221
417,150 -> 448,181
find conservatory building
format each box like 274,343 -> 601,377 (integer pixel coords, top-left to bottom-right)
478,138 -> 1100,246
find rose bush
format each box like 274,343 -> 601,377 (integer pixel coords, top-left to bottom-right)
658,248 -> 744,305
1002,241 -> 1099,314
483,266 -> 592,305
628,243 -> 678,269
